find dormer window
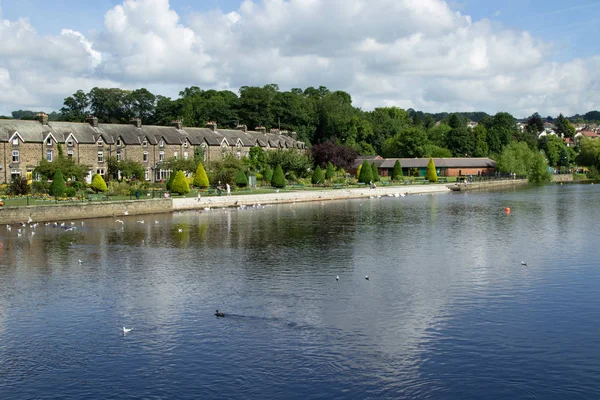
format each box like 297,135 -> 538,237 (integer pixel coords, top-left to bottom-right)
12,137 -> 19,146
116,138 -> 122,146
46,137 -> 52,146
98,138 -> 103,146
159,139 -> 164,147
67,139 -> 74,147
183,141 -> 188,148
142,139 -> 148,147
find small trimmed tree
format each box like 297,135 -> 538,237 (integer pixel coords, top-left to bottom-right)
312,165 -> 324,184
371,162 -> 380,182
271,164 -> 286,188
171,170 -> 190,195
425,158 -> 438,182
325,162 -> 336,180
235,170 -> 248,187
193,163 -> 209,188
263,166 -> 273,184
49,170 -> 67,197
357,160 -> 372,184
392,160 -> 403,180
91,173 -> 107,193
166,170 -> 178,191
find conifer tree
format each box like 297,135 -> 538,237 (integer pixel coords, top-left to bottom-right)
91,173 -> 107,193
49,170 -> 67,197
166,170 -> 178,191
358,160 -> 372,184
235,170 -> 248,187
271,164 -> 286,188
425,158 -> 438,182
325,162 -> 336,180
193,163 -> 209,188
170,170 -> 190,195
371,162 -> 380,182
312,165 -> 324,184
263,166 -> 273,184
392,160 -> 403,180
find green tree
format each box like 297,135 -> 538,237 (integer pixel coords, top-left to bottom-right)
555,114 -> 576,138
425,158 -> 438,182
91,173 -> 107,193
49,170 -> 67,197
166,170 -> 178,191
170,170 -> 190,195
271,164 -> 286,188
472,125 -> 489,157
312,165 -> 324,184
577,137 -> 600,167
391,160 -> 403,180
525,112 -> 544,135
496,142 -> 551,182
484,112 -> 518,154
537,135 -> 564,167
358,160 -> 373,184
371,162 -> 380,182
325,162 -> 336,180
235,170 -> 248,187
193,163 -> 209,188
263,166 -> 273,184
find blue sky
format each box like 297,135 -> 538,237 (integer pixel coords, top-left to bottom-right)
0,0 -> 598,116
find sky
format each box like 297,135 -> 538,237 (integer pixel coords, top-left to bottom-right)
0,0 -> 599,118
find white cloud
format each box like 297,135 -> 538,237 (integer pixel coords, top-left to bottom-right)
0,0 -> 598,117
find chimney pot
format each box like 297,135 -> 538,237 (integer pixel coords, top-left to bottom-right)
255,126 -> 266,134
85,115 -> 98,128
236,124 -> 247,132
130,118 -> 142,128
36,112 -> 48,125
172,120 -> 182,130
206,121 -> 217,132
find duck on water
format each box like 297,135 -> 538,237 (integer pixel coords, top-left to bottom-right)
215,310 -> 225,317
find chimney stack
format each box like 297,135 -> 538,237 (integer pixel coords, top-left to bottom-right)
36,112 -> 48,125
172,120 -> 182,130
85,115 -> 98,128
236,124 -> 247,132
270,128 -> 280,135
206,121 -> 217,132
290,131 -> 297,141
131,118 -> 142,128
255,126 -> 266,134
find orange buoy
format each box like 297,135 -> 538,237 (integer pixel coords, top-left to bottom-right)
505,207 -> 510,214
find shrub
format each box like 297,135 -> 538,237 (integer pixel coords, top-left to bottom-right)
358,160 -> 372,184
325,162 -> 336,180
65,187 -> 77,197
312,166 -> 324,184
392,160 -> 403,180
9,175 -> 30,195
425,158 -> 438,182
31,181 -> 49,194
371,162 -> 380,182
171,170 -> 190,195
166,170 -> 178,191
107,181 -> 131,196
49,170 -> 67,197
287,171 -> 297,182
235,170 -> 248,187
91,174 -> 107,193
263,166 -> 273,183
271,164 -> 286,188
193,163 -> 209,188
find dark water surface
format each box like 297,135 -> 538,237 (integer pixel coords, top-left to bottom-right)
1,184 -> 599,399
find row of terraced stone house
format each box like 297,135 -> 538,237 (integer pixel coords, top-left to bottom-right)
0,113 -> 306,184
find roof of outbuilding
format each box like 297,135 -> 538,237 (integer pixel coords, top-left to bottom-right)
355,157 -> 496,169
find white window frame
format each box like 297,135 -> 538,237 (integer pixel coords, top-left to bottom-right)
174,151 -> 178,159
46,138 -> 52,146
144,169 -> 150,181
98,151 -> 104,163
97,168 -> 105,176
97,138 -> 103,146
12,137 -> 19,146
159,151 -> 165,162
184,151 -> 188,160
12,150 -> 19,163
183,141 -> 188,148
142,139 -> 148,147
116,138 -> 122,146
143,151 -> 148,162
159,139 -> 164,147
67,150 -> 74,159
46,150 -> 53,162
67,139 -> 74,147
116,150 -> 122,162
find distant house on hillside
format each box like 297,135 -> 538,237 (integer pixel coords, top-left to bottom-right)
575,130 -> 599,140
467,121 -> 478,129
352,157 -> 496,177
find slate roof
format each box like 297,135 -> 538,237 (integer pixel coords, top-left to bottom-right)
183,127 -> 222,146
49,121 -> 99,144
220,129 -> 256,147
355,157 -> 496,169
0,119 -> 57,143
98,123 -> 141,145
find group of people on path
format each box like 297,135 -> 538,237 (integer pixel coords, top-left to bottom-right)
216,181 -> 231,196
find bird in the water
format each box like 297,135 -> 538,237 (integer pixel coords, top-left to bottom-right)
521,261 -> 527,266
336,275 -> 339,281
178,228 -> 183,233
123,211 -> 129,215
122,327 -> 133,335
215,310 -> 225,317
136,220 -> 145,224
115,219 -> 124,224
78,259 -> 82,264
365,275 -> 369,280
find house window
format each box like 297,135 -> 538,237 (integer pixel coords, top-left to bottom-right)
12,150 -> 19,163
174,151 -> 178,159
67,150 -> 73,159
11,169 -> 21,179
159,139 -> 164,147
144,169 -> 150,181
116,150 -> 122,161
98,138 -> 103,146
46,150 -> 53,162
116,138 -> 122,146
97,168 -> 105,176
12,137 -> 19,146
159,151 -> 164,162
46,137 -> 52,146
142,139 -> 148,147
183,142 -> 188,148
67,139 -> 74,147
201,143 -> 207,162
98,151 -> 104,163
184,151 -> 188,160
237,151 -> 241,159
143,151 -> 148,162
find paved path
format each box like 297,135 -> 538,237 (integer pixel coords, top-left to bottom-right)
173,184 -> 451,211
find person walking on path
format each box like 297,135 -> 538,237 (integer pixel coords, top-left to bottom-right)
197,191 -> 201,202
226,183 -> 231,196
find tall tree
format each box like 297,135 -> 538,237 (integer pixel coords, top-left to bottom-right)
60,90 -> 89,121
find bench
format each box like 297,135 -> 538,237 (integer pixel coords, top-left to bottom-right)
358,182 -> 366,187
438,177 -> 448,183
414,179 -> 428,184
87,194 -> 107,201
381,181 -> 390,186
333,183 -> 345,189
290,184 -> 305,189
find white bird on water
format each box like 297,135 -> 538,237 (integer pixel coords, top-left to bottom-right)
123,211 -> 129,216
136,220 -> 145,224
28,216 -> 32,223
178,228 -> 183,233
336,275 -> 339,281
78,259 -> 82,264
521,261 -> 527,266
115,220 -> 124,224
122,327 -> 133,335
365,275 -> 369,280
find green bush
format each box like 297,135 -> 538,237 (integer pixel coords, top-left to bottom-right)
65,187 -> 77,197
166,170 -> 178,191
235,170 -> 248,187
107,181 -> 130,196
425,158 -> 438,182
91,174 -> 107,193
271,164 -> 286,188
31,181 -> 49,194
287,171 -> 297,181
49,170 -> 67,197
193,163 -> 209,188
371,162 -> 380,182
171,170 -> 190,195
325,162 -> 336,180
358,160 -> 372,184
9,175 -> 30,195
392,160 -> 403,180
312,166 -> 324,184
263,166 -> 273,183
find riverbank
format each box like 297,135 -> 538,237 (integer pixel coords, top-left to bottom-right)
0,184 -> 450,224
447,178 -> 528,192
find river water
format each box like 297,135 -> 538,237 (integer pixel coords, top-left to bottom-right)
0,184 -> 599,399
